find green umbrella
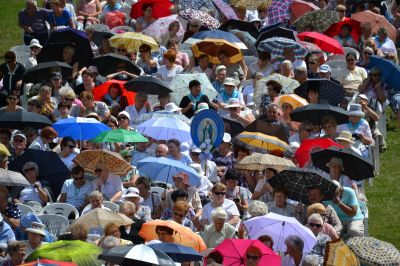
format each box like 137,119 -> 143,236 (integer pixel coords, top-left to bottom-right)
92,129 -> 148,143
26,240 -> 102,266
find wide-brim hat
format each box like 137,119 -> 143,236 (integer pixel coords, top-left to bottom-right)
25,222 -> 46,236
347,103 -> 364,117
336,130 -> 355,144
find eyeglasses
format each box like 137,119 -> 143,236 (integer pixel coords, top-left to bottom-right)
73,176 -> 84,180
214,191 -> 226,196
24,167 -> 36,172
8,97 -> 17,101
117,116 -> 128,121
308,222 -> 322,228
246,254 -> 260,261
95,168 -> 103,173
173,212 -> 184,218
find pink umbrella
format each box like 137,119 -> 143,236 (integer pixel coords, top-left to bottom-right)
214,239 -> 281,266
212,0 -> 238,20
290,0 -> 320,21
142,14 -> 187,42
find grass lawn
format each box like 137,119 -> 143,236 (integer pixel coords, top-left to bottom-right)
2,0 -> 400,248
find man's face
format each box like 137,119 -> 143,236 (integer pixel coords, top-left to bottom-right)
308,188 -> 324,204
155,146 -> 168,157
266,106 -> 278,120
217,70 -> 227,82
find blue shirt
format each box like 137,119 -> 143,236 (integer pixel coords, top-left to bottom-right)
48,9 -> 71,27
0,221 -> 15,244
211,80 -> 224,95
167,154 -> 193,166
325,187 -> 364,221
103,3 -> 122,12
61,179 -> 93,209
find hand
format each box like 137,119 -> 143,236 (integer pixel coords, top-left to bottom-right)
187,102 -> 194,109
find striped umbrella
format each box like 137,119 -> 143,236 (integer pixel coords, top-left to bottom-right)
294,78 -> 344,106
235,131 -> 291,155
267,0 -> 292,26
258,37 -> 307,59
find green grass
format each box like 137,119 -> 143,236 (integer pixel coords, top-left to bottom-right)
2,0 -> 400,248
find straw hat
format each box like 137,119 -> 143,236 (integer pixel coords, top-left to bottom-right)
336,130 -> 355,144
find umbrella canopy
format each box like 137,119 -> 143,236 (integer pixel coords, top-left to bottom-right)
324,18 -> 361,44
92,79 -> 136,107
267,167 -> 338,204
220,20 -> 259,39
169,73 -> 217,104
92,27 -> 113,47
244,119 -> 289,143
137,157 -> 201,186
259,37 -> 308,59
0,168 -> 30,187
52,117 -> 110,140
70,208 -> 133,229
295,138 -> 343,168
136,117 -> 191,142
290,0 -> 319,21
235,131 -> 291,155
267,0 -> 292,26
8,150 -> 70,199
130,0 -> 172,19
99,244 -> 176,266
143,15 -> 187,43
109,32 -> 158,53
352,10 -> 396,41
311,146 -> 374,181
0,111 -> 52,130
134,111 -> 191,125
139,220 -> 207,252
179,0 -> 217,15
179,9 -> 220,30
184,30 -> 247,49
0,143 -> 10,156
294,78 -> 344,106
92,129 -> 148,143
235,152 -> 295,171
368,55 -> 400,93
275,94 -> 308,110
73,149 -> 133,176
256,27 -> 298,48
290,103 -> 349,125
149,243 -> 203,262
38,43 -> 91,68
243,212 -> 317,253
26,240 -> 102,266
125,75 -> 172,95
212,1 -> 238,20
230,0 -> 272,11
324,239 -> 360,266
191,38 -> 243,64
90,53 -> 141,76
346,237 -> 400,265
214,239 -> 281,266
230,30 -> 257,51
20,259 -> 78,266
299,40 -> 323,53
297,31 -> 345,54
23,61 -> 72,83
293,10 -> 339,33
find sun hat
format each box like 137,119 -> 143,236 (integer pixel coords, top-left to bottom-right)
25,222 -> 46,236
118,111 -> 131,120
347,103 -> 364,117
194,102 -> 209,114
336,130 -> 355,144
12,130 -> 27,141
326,157 -> 344,171
123,187 -> 143,203
319,64 -> 331,73
224,98 -> 241,109
29,39 -> 43,49
215,65 -> 226,75
222,133 -> 231,143
190,146 -> 202,153
164,102 -> 182,113
223,77 -> 236,86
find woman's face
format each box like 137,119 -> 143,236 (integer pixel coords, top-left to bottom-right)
62,141 -> 75,155
24,167 -> 37,181
190,85 -> 202,96
62,49 -> 74,62
28,232 -> 43,244
213,218 -> 225,231
349,115 -> 362,124
362,50 -> 372,61
172,208 -> 186,224
370,71 -> 381,82
109,86 -> 120,97
144,6 -> 153,17
136,183 -> 149,197
82,74 -> 93,84
218,142 -> 231,155
329,164 -> 341,179
135,97 -> 146,110
40,90 -> 51,102
280,64 -> 292,76
308,90 -> 319,104
274,192 -> 287,207
7,95 -> 19,106
107,226 -> 121,238
167,143 -> 179,156
224,85 -> 235,95
281,103 -> 293,115
212,189 -> 226,205
322,122 -> 336,137
225,179 -> 237,190
11,247 -> 26,262
346,55 -> 357,68
90,197 -> 102,209
307,219 -> 323,236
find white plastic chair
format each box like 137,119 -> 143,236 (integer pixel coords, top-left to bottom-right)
38,214 -> 70,236
150,186 -> 166,196
325,60 -> 346,80
87,233 -> 101,244
103,201 -> 120,212
17,203 -> 35,217
91,23 -> 111,32
24,201 -> 44,215
111,25 -> 134,34
43,203 -> 79,220
10,45 -> 30,67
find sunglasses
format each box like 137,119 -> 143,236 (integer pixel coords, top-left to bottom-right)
246,254 -> 260,261
95,168 -> 103,173
13,138 -> 24,143
8,97 -> 17,101
173,212 -> 184,218
73,176 -> 84,180
308,222 -> 322,228
214,191 -> 226,196
117,116 -> 128,121
363,52 -> 372,55
24,167 -> 36,172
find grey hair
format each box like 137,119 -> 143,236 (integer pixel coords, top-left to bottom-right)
281,60 -> 293,69
39,85 -> 52,94
120,201 -> 136,214
22,161 -> 39,173
248,200 -> 268,217
99,236 -> 120,250
89,191 -> 103,201
294,66 -> 307,77
211,207 -> 227,220
157,144 -> 168,152
59,86 -> 76,98
308,213 -> 324,224
285,235 -> 304,253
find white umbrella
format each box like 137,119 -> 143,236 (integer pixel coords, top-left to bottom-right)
243,212 -> 317,254
136,117 -> 191,142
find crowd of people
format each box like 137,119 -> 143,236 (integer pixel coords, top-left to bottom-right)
0,0 -> 398,265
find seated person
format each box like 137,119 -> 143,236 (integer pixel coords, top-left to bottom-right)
267,187 -> 296,218
202,207 -> 236,248
47,0 -> 75,29
81,191 -> 111,215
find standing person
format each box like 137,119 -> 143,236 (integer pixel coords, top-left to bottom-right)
18,0 -> 49,45
0,51 -> 26,107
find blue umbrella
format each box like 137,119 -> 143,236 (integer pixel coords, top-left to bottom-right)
137,157 -> 201,186
184,30 -> 247,49
368,55 -> 400,92
52,117 -> 110,140
148,243 -> 203,262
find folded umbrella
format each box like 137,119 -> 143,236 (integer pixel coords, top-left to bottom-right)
52,117 -> 110,140
256,26 -> 298,48
290,0 -> 320,21
0,168 -> 30,187
235,131 -> 291,156
324,18 -> 361,44
136,117 -> 191,142
219,20 -> 259,39
23,61 -> 72,83
143,14 -> 187,43
293,10 -> 339,33
297,31 -> 345,54
90,53 -> 141,76
70,208 -> 133,229
352,10 -> 396,41
191,38 -> 243,64
149,243 -> 203,262
130,0 -> 172,19
258,37 -> 308,59
125,75 -> 172,95
290,103 -> 349,125
324,239 -> 360,266
92,129 -> 148,143
92,79 -> 136,107
137,157 -> 201,186
212,0 -> 238,20
235,152 -> 295,172
294,78 -> 344,106
109,32 -> 158,53
179,9 -> 220,30
184,30 -> 247,49
368,55 -> 400,93
295,138 -> 343,168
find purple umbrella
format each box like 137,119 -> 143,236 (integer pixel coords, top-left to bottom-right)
212,0 -> 238,20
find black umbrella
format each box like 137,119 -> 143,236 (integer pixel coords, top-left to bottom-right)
223,117 -> 245,138
256,26 -> 298,48
23,61 -> 72,83
91,53 -> 141,76
294,79 -> 344,106
92,30 -> 114,47
290,103 -> 349,125
0,168 -> 30,187
8,149 -> 70,200
311,146 -> 374,181
219,19 -> 259,39
0,111 -> 52,129
268,167 -> 338,204
244,118 -> 289,143
125,75 -> 172,95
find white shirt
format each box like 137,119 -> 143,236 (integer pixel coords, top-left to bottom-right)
19,181 -> 45,205
125,105 -> 149,126
201,159 -> 219,183
156,65 -> 183,85
242,84 -> 255,107
248,62 -> 274,77
91,174 -> 123,201
201,199 -> 240,225
191,66 -> 213,79
59,153 -> 76,170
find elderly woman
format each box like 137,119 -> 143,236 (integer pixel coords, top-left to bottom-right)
169,200 -> 195,231
156,49 -> 183,85
48,0 -> 75,29
81,191 -> 111,215
135,3 -> 156,32
280,60 -> 294,78
282,235 -> 305,266
338,52 -> 368,97
306,213 -> 331,257
267,187 -> 296,218
375,27 -> 396,54
135,176 -> 162,219
70,91 -> 110,120
165,39 -> 189,70
202,207 -> 236,248
22,222 -> 48,258
98,223 -> 132,246
123,187 -> 151,222
217,78 -> 245,116
179,79 -> 215,119
182,18 -> 201,43
259,80 -> 283,111
166,139 -> 193,165
307,203 -> 339,240
92,165 -> 123,202
2,241 -> 26,265
136,44 -> 158,75
119,201 -> 145,244
224,169 -> 249,217
159,21 -> 182,47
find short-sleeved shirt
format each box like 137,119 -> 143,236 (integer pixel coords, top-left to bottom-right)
166,154 -> 193,166
70,101 -> 109,119
337,66 -> 368,90
61,179 -> 93,209
142,192 -> 162,214
19,182 -> 45,206
47,9 -> 72,27
59,153 -> 76,170
267,201 -> 296,218
201,199 -> 240,225
18,8 -> 49,34
91,174 -> 123,201
325,187 -> 364,221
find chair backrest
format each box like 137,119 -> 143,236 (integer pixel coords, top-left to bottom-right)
38,214 -> 70,237
24,201 -> 44,215
86,233 -> 101,244
10,45 -> 30,67
102,201 -> 120,212
150,186 -> 166,196
325,60 -> 347,80
43,203 -> 79,220
110,25 -> 134,34
17,203 -> 35,217
343,47 -> 360,60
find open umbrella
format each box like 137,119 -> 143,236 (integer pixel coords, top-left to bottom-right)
191,38 -> 243,64
20,259 -> 78,266
244,119 -> 289,143
275,94 -> 308,110
109,32 -> 158,53
294,79 -> 344,106
92,129 -> 148,143
23,61 -> 72,83
0,168 -> 30,187
324,239 -> 360,266
26,240 -> 102,266
169,73 -> 217,104
311,146 -> 375,181
0,111 -> 52,129
346,237 -> 400,265
297,31 -> 345,54
368,55 -> 400,93
290,0 -> 320,21
143,14 -> 187,43
254,74 -> 300,106
214,239 -> 281,266
8,149 -> 70,200
220,20 -> 259,39
179,9 -> 220,30
267,0 -> 292,26
299,41 -> 323,53
92,79 -> 136,106
130,0 -> 172,19
92,26 -> 113,47
125,75 -> 172,95
73,149 -> 133,176
267,167 -> 338,204
184,30 -> 247,49
134,111 -> 191,125
295,138 -> 343,168
235,152 -> 295,171
90,53 -> 141,76
179,0 -> 217,15
212,0 -> 238,20
139,220 -> 207,252
52,117 -> 110,140
324,18 -> 361,44
0,143 -> 10,156
290,103 -> 349,125
230,0 -> 272,11
293,10 -> 339,33
243,212 -> 317,253
149,243 -> 203,262
259,37 -> 308,59
70,208 -> 133,229
137,157 -> 201,186
136,117 -> 191,142
235,131 -> 291,155
352,10 -> 396,41
256,26 -> 298,48
229,30 -> 257,52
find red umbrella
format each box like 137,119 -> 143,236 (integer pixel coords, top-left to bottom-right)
295,138 -> 343,167
130,0 -> 172,19
324,18 -> 362,44
92,80 -> 135,110
21,260 -> 77,266
297,31 -> 345,54
290,0 -> 320,21
214,239 -> 281,266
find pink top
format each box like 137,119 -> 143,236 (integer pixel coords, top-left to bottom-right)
175,51 -> 189,69
323,223 -> 338,240
80,0 -> 97,15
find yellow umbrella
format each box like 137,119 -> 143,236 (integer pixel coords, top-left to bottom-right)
235,131 -> 291,155
109,32 -> 158,52
275,94 -> 309,110
191,38 -> 243,64
324,239 -> 360,266
0,143 -> 11,156
235,152 -> 295,171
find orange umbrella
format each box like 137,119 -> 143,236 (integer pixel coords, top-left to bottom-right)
352,10 -> 396,41
92,79 -> 136,110
290,0 -> 319,21
139,220 -> 207,252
